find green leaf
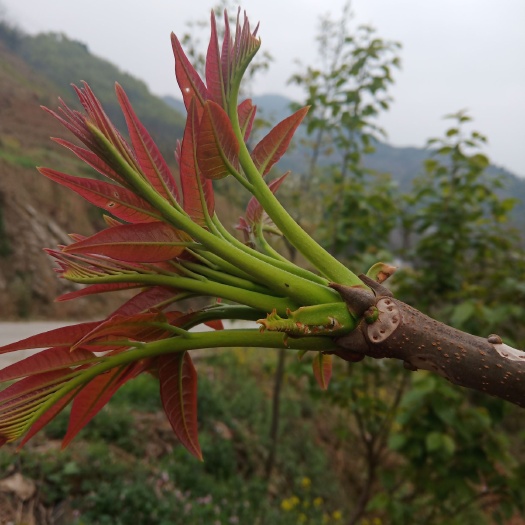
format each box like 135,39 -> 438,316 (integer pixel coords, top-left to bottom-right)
426,432 -> 456,456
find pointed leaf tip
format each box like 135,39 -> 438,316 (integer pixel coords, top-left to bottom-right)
251,106 -> 309,176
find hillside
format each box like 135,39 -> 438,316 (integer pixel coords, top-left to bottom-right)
13,31 -> 185,158
0,38 -> 121,318
0,28 -> 240,319
165,93 -> 525,225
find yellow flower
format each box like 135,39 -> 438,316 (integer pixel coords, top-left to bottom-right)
373,519 -> 382,525
298,513 -> 308,523
300,477 -> 312,489
332,510 -> 343,521
313,497 -> 324,508
281,495 -> 301,511
281,498 -> 294,512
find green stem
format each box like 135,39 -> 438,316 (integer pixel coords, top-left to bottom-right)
181,260 -> 272,295
212,216 -> 330,286
65,272 -> 297,315
92,126 -> 338,306
227,84 -> 362,287
25,328 -> 339,436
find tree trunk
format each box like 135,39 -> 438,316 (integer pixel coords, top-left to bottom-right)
330,276 -> 525,408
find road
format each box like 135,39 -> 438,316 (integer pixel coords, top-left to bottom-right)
0,321 -> 78,369
0,319 -> 258,369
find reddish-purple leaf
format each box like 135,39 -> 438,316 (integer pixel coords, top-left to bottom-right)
71,312 -> 180,349
197,101 -> 240,180
0,321 -> 102,354
18,388 -> 77,448
204,319 -> 224,330
62,361 -> 148,448
56,283 -> 143,302
220,10 -> 232,97
38,168 -> 159,223
312,352 -> 332,391
51,138 -> 128,186
42,104 -> 96,153
179,98 -> 214,224
251,106 -> 309,175
63,222 -> 187,262
103,215 -> 124,227
237,99 -> 256,141
158,352 -> 202,460
206,12 -> 225,107
0,369 -> 71,443
230,11 -> 261,82
171,32 -> 209,111
74,82 -> 137,166
245,171 -> 289,226
112,287 -> 181,316
0,347 -> 95,382
116,84 -> 180,202
0,369 -> 69,406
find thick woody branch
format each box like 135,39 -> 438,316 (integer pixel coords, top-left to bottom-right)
330,277 -> 525,408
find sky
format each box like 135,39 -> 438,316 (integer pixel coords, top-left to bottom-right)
2,0 -> 524,176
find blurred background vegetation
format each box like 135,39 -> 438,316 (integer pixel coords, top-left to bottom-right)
0,2 -> 524,524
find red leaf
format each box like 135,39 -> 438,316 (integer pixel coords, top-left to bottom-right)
112,287 -> 181,316
238,99 -> 256,141
228,11 -> 261,88
56,283 -> 143,302
251,106 -> 309,175
0,347 -> 95,382
197,101 -> 240,180
74,82 -> 137,165
159,352 -> 202,460
179,98 -> 214,225
206,12 -> 225,107
0,369 -> 71,443
204,319 -> 224,330
245,171 -> 289,226
62,361 -> 148,448
63,222 -> 187,262
51,138 -> 128,186
171,32 -> 209,111
312,352 -> 332,391
38,168 -> 159,223
116,84 -> 180,202
18,389 -> 77,448
71,312 -> 180,349
0,322 -> 102,354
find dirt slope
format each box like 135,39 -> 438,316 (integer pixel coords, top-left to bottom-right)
0,41 -> 126,319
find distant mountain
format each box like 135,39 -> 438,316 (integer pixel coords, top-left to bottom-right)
1,16 -> 523,322
13,31 -> 186,157
165,92 -> 525,225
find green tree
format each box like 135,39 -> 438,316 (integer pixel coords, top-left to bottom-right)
398,111 -> 525,342
289,1 -> 400,260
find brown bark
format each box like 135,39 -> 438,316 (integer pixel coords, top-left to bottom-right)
330,276 -> 525,408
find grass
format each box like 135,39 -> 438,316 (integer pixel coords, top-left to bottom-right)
0,351 -> 346,525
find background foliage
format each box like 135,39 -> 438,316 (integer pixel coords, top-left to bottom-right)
0,2 -> 524,524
